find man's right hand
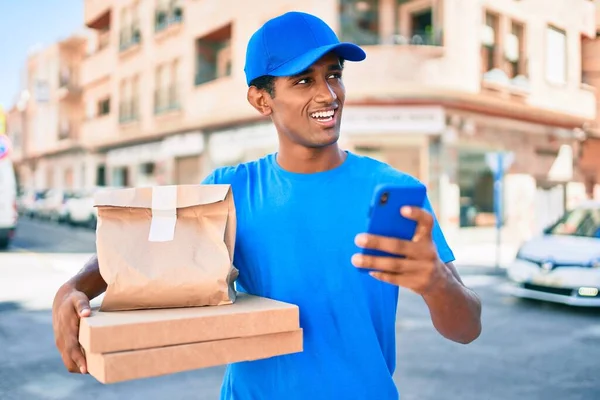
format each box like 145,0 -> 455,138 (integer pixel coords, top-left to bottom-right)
52,285 -> 91,374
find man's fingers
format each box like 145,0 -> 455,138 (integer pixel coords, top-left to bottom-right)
67,340 -> 88,374
401,206 -> 434,241
60,351 -> 80,373
352,254 -> 422,274
355,234 -> 417,258
369,269 -> 435,294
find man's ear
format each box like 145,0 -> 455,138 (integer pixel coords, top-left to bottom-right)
247,86 -> 272,116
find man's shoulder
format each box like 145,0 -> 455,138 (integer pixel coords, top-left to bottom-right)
349,152 -> 423,187
201,155 -> 272,185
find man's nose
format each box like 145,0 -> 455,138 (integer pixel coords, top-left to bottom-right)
315,80 -> 337,104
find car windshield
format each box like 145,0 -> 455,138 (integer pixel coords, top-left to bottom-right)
547,207 -> 600,238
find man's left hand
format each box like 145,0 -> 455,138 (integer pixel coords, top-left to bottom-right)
352,206 -> 449,295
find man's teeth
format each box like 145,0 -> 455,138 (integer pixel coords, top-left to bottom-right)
311,110 -> 335,119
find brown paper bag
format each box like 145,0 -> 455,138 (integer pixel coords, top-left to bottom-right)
93,184 -> 238,312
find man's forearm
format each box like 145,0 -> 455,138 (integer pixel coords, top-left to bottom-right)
423,262 -> 482,344
64,254 -> 107,301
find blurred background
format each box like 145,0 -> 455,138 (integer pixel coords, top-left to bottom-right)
0,1 -> 599,399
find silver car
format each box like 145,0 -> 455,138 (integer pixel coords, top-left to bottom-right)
504,201 -> 600,307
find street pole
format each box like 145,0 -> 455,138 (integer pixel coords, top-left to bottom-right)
494,152 -> 503,271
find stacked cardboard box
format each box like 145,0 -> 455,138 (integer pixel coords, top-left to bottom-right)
79,294 -> 303,383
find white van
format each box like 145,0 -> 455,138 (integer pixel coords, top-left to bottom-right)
0,157 -> 18,249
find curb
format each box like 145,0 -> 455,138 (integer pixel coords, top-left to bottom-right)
455,265 -> 508,277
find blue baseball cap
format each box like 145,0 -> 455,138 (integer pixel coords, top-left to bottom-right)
244,11 -> 367,86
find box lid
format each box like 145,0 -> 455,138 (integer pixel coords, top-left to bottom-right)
79,294 -> 299,353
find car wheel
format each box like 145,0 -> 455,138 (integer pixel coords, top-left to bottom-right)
0,238 -> 9,250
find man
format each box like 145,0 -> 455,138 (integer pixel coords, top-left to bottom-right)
52,11 -> 481,400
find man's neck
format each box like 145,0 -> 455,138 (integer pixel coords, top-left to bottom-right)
276,143 -> 347,174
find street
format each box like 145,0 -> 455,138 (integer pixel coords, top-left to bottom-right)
0,219 -> 599,400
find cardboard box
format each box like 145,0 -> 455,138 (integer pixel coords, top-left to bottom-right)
80,294 -> 300,353
86,329 -> 303,384
79,294 -> 303,383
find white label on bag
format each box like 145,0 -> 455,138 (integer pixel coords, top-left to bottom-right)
148,186 -> 177,242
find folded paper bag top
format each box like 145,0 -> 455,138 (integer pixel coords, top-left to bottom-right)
94,184 -> 238,312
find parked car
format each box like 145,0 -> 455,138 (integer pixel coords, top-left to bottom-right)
0,157 -> 18,249
505,200 -> 600,307
36,189 -> 75,223
63,188 -> 98,228
23,189 -> 48,219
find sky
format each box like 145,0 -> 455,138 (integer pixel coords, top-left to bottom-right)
0,0 -> 84,110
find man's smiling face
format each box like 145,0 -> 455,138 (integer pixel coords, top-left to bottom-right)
256,52 -> 346,149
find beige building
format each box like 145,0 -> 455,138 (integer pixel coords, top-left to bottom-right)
580,1 -> 600,200
13,0 -> 597,237
14,35 -> 87,191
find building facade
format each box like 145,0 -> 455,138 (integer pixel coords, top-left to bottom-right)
580,1 -> 600,201
12,0 -> 599,239
14,35 -> 87,191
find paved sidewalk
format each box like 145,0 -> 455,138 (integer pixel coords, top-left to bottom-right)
445,226 -> 524,275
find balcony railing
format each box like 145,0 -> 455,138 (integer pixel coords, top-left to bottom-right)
389,29 -> 443,47
155,6 -> 183,33
340,21 -> 443,47
154,85 -> 180,114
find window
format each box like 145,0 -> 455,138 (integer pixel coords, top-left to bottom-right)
96,165 -> 106,187
170,59 -> 179,108
120,3 -> 141,52
581,35 -> 593,85
506,21 -> 526,78
481,12 -> 499,73
546,208 -> 600,238
132,75 -> 139,120
339,0 -> 379,45
155,0 -> 183,32
409,7 -> 436,45
119,76 -> 139,123
59,119 -> 71,140
545,26 -> 567,85
394,0 -> 443,46
112,167 -> 130,187
97,98 -> 110,116
195,24 -> 232,86
155,59 -> 180,114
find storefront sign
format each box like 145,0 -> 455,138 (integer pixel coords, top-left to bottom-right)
161,131 -> 204,158
107,142 -> 162,166
106,132 -> 205,166
341,106 -> 446,135
208,123 -> 278,165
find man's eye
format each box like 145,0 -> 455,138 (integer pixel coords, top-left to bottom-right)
328,73 -> 342,80
296,78 -> 310,85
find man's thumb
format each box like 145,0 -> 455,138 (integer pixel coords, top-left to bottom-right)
72,293 -> 91,317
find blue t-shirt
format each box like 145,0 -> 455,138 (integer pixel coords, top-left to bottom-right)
202,151 -> 455,400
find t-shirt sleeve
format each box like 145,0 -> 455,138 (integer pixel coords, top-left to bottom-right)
200,171 -> 217,185
422,195 -> 455,264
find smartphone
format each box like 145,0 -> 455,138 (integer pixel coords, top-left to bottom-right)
358,183 -> 427,267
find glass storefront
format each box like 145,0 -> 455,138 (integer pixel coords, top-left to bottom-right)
457,149 -> 495,227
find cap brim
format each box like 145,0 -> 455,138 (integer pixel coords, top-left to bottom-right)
268,42 -> 366,78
